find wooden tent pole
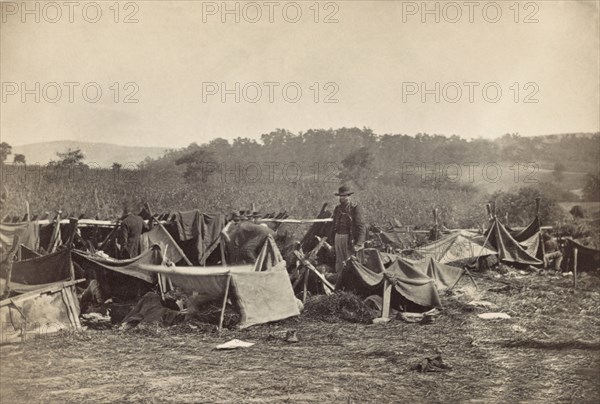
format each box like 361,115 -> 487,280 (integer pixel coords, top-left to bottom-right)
49,211 -> 62,253
4,235 -> 21,298
218,274 -> 232,333
573,248 -> 578,290
303,266 -> 310,303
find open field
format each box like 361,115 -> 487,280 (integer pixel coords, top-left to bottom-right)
2,272 -> 599,403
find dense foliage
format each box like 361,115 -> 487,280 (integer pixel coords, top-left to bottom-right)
1,129 -> 597,229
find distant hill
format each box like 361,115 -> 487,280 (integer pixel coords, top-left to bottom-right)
11,140 -> 167,168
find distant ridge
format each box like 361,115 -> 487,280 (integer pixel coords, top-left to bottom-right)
11,140 -> 168,167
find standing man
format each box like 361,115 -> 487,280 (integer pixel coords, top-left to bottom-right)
116,204 -> 148,259
332,185 -> 366,274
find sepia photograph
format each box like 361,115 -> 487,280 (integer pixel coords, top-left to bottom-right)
1,0 -> 599,402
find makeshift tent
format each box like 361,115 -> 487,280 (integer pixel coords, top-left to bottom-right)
511,216 -> 545,261
561,238 -> 600,273
136,237 -> 299,329
1,249 -> 74,294
338,250 -> 465,310
485,218 -> 543,266
1,279 -> 83,344
416,230 -> 497,264
72,246 -> 162,301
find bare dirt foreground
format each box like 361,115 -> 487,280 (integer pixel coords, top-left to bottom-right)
1,273 -> 599,403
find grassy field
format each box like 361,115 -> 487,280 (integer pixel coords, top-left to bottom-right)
2,272 -> 599,403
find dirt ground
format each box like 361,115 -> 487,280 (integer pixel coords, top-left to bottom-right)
1,271 -> 599,403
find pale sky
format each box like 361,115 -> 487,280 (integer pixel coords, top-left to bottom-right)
1,0 -> 599,148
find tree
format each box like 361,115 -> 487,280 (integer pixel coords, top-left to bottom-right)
0,142 -> 12,163
553,162 -> 566,182
175,148 -> 218,183
582,171 -> 600,201
338,147 -> 375,189
112,162 -> 122,170
569,205 -> 585,219
55,148 -> 86,167
13,154 -> 26,165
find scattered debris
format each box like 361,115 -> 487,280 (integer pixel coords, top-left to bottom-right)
411,355 -> 452,372
467,300 -> 499,310
216,339 -> 255,350
398,308 -> 441,324
267,329 -> 299,343
477,312 -> 511,320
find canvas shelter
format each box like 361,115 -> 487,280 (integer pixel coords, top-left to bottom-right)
1,247 -> 83,344
510,216 -> 545,261
72,246 -> 162,301
338,249 -> 466,310
1,249 -> 74,295
485,218 -> 543,266
136,236 -> 300,329
416,230 -> 497,264
561,238 -> 600,273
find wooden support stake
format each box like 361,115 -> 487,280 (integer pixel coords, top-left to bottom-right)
540,230 -> 548,269
218,274 -> 232,333
303,265 -> 310,303
4,234 -> 21,297
381,278 -> 392,320
573,248 -> 578,290
49,211 -> 62,253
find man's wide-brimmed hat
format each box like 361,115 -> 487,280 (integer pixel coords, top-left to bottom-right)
335,185 -> 354,196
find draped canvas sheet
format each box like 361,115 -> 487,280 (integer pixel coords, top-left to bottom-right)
138,261 -> 298,328
406,256 -> 464,292
561,238 -> 600,272
0,221 -> 40,256
417,230 -> 497,264
511,217 -> 543,260
72,248 -> 161,283
173,211 -> 225,265
383,259 -> 442,308
343,255 -> 444,309
487,219 -> 542,266
140,224 -> 189,265
3,249 -> 73,294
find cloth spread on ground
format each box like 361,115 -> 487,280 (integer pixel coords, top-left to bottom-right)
417,230 -> 497,264
561,238 -> 600,272
141,224 -> 189,265
486,219 -> 542,266
122,291 -> 183,326
174,211 -> 225,265
0,222 -> 40,256
3,249 -> 73,293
